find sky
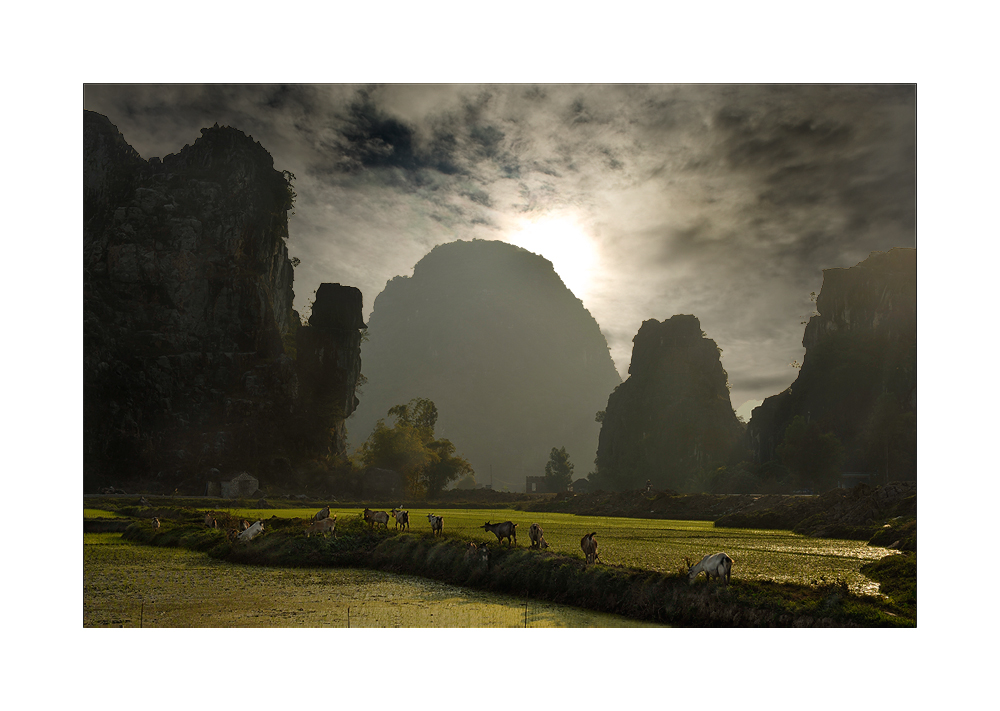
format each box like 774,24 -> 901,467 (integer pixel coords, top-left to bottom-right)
83,84 -> 915,413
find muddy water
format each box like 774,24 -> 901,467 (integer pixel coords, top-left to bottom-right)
84,534 -> 664,628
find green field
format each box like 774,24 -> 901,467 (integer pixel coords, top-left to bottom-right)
84,533 -> 664,627
191,505 -> 896,596
84,508 -> 127,518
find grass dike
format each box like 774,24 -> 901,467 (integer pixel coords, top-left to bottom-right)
119,509 -> 914,627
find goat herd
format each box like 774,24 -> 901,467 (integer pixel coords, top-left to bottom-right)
360,507 -> 733,583
198,512 -> 267,542
359,507 -> 603,569
187,505 -> 733,583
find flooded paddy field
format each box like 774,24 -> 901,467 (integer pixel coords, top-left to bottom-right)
83,534 -> 664,628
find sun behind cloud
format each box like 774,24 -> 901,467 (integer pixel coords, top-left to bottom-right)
506,216 -> 598,299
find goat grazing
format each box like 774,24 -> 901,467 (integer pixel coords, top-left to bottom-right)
238,520 -> 264,542
528,523 -> 548,549
686,552 -> 733,585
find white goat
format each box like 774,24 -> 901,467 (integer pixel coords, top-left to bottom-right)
686,552 -> 733,585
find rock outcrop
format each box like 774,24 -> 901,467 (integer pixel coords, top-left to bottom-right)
347,239 -> 622,491
83,111 -> 364,493
592,315 -> 743,491
295,283 -> 366,458
746,248 -> 917,482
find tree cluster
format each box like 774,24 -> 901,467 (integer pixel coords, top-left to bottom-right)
357,398 -> 473,497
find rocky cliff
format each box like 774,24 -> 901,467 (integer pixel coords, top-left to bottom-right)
592,315 -> 743,491
746,248 -> 917,482
347,239 -> 622,491
295,283 -> 366,458
83,111 -> 364,493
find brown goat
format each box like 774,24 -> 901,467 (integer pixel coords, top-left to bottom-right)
581,532 -> 598,564
305,516 -> 337,537
482,521 -> 517,546
528,523 -> 548,549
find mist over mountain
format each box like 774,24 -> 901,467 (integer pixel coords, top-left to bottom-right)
347,240 -> 622,491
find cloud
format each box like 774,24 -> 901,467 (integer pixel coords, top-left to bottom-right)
82,83 -> 916,405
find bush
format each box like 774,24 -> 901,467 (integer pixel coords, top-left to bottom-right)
860,553 -> 916,608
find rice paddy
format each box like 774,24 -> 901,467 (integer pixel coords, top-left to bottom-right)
83,533 -> 663,627
200,505 -> 896,596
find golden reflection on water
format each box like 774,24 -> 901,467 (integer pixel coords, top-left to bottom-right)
553,520 -> 900,598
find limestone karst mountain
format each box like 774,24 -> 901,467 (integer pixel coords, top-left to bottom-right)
347,239 -> 622,492
83,111 -> 364,493
591,315 -> 743,492
746,248 -> 917,484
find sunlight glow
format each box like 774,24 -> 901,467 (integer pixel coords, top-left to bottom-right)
507,217 -> 598,299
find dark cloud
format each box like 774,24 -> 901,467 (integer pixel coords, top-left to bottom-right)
341,98 -> 420,170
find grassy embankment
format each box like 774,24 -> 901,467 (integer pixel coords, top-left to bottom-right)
111,502 -> 914,627
711,487 -> 917,620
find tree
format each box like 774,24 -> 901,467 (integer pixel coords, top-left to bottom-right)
423,438 -> 474,496
776,416 -> 844,492
358,398 -> 472,498
387,398 -> 438,433
453,473 -> 477,490
863,393 -> 917,483
544,446 -> 574,491
358,418 -> 432,483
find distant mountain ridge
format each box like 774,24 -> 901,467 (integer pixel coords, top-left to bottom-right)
348,239 -> 622,491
